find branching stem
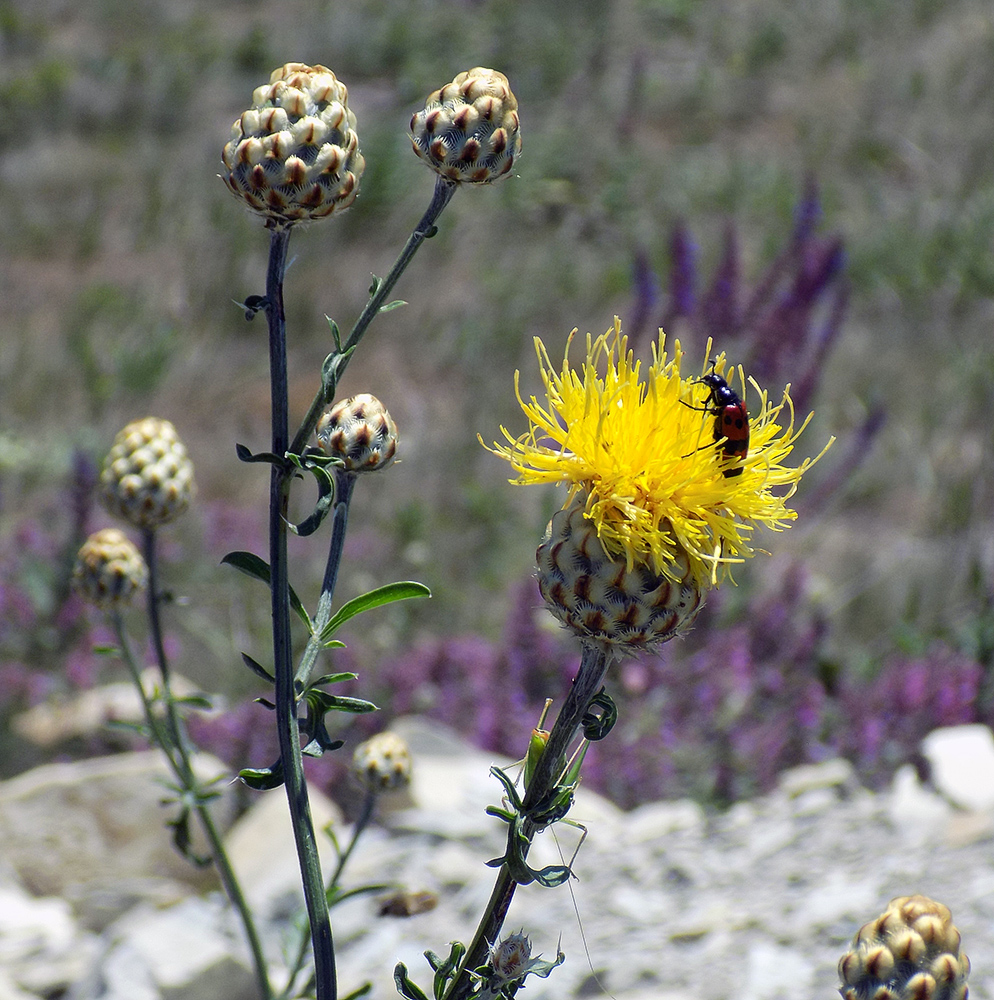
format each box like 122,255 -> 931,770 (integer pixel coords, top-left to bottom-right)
444,643 -> 613,1000
290,177 -> 457,456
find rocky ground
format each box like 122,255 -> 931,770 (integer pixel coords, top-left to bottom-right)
1,718 -> 992,1000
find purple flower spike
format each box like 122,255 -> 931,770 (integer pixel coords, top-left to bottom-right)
792,174 -> 822,245
662,222 -> 698,328
794,236 -> 846,306
629,249 -> 662,343
701,223 -> 742,340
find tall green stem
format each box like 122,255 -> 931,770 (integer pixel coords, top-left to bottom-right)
265,224 -> 337,1000
444,643 -> 612,1000
281,789 -> 376,998
290,177 -> 457,457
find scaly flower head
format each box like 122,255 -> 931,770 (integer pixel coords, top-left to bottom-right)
488,317 -> 829,592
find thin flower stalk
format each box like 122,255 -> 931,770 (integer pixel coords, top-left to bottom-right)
280,789 -> 377,999
289,176 -> 456,458
263,224 -> 337,1000
444,643 -> 611,1000
111,589 -> 272,1000
295,469 -> 356,690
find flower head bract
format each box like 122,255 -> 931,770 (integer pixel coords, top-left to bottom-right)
486,317 -> 831,589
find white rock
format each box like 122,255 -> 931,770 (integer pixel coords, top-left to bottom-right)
0,969 -> 43,1000
922,724 -> 994,812
386,716 -> 516,839
887,764 -> 952,839
12,671 -> 205,747
223,782 -> 342,918
742,941 -> 814,1000
794,871 -> 879,930
0,751 -> 234,929
83,898 -> 257,1000
0,886 -> 97,997
72,939 -> 159,1000
625,799 -> 705,842
778,758 -> 856,797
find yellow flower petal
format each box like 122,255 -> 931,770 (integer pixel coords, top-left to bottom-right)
483,317 -> 832,589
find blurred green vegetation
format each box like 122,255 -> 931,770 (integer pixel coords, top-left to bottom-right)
1,0 -> 992,700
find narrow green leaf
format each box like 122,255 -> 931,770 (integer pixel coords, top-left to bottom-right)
326,883 -> 393,908
341,984 -> 372,1000
310,671 -> 357,686
167,808 -> 212,867
221,550 -> 271,584
92,645 -> 120,656
325,695 -> 378,714
319,581 -> 431,641
322,823 -> 342,855
378,299 -> 407,314
430,941 -> 466,1000
221,551 -> 313,632
394,964 -> 429,1000
105,719 -> 150,738
321,346 -> 355,402
305,689 -> 377,715
322,639 -> 347,649
238,760 -> 284,790
326,316 -> 343,351
235,442 -> 283,465
173,694 -> 214,710
287,464 -> 335,537
240,652 -> 275,683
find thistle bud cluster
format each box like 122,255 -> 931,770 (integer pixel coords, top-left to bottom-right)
72,528 -> 148,609
410,67 -> 521,183
316,394 -> 398,473
99,417 -> 195,530
351,731 -> 412,792
839,896 -> 970,1000
222,62 -> 365,224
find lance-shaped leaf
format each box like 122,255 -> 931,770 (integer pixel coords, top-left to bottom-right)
341,984 -> 372,1000
234,442 -> 284,465
319,581 -> 431,642
427,941 -> 466,1000
321,346 -> 355,403
238,758 -> 284,790
310,671 -> 358,687
240,652 -> 275,684
167,807 -> 212,867
394,964 -> 430,1000
221,551 -> 312,632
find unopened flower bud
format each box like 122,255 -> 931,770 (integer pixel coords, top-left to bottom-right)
410,67 -> 521,183
490,932 -> 532,983
316,393 -> 398,473
352,731 -> 412,792
222,63 -> 365,224
73,528 -> 148,609
100,417 -> 195,529
839,896 -> 969,1000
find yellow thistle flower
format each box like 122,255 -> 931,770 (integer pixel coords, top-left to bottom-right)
486,317 -> 831,591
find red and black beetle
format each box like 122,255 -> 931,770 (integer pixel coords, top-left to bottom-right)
693,371 -> 750,478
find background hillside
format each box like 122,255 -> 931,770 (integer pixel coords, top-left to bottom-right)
2,0 -> 993,803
